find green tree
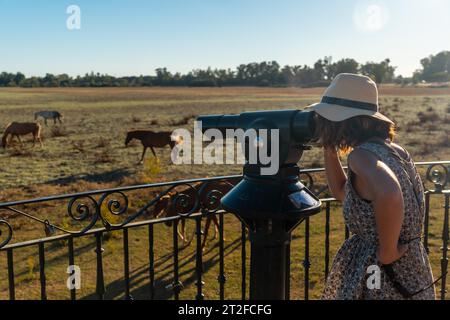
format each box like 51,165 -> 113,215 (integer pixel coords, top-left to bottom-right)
360,59 -> 396,84
418,51 -> 450,82
327,58 -> 359,79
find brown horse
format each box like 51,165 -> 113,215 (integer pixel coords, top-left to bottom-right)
125,130 -> 180,164
1,122 -> 43,148
152,179 -> 241,248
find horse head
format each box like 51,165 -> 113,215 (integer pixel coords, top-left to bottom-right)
125,132 -> 133,147
1,131 -> 9,148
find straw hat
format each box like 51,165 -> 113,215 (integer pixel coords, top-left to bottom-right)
307,73 -> 393,124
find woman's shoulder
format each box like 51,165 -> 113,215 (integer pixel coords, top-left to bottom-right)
355,141 -> 411,162
347,146 -> 380,174
389,142 -> 411,162
350,142 -> 383,160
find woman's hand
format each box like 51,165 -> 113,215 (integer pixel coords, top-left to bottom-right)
323,147 -> 347,202
378,243 -> 409,265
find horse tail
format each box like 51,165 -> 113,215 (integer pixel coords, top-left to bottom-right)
1,124 -> 11,148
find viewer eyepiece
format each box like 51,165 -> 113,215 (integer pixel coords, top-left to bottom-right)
197,109 -> 316,167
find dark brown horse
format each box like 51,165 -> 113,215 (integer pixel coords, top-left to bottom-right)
125,130 -> 180,164
2,122 -> 43,148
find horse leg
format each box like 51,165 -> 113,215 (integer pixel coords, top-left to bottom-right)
150,146 -> 157,158
58,117 -> 62,124
211,215 -> 221,240
8,135 -> 15,146
44,118 -> 48,126
201,217 -> 212,250
139,146 -> 147,164
37,134 -> 43,148
54,118 -> 57,125
182,219 -> 187,243
16,135 -> 23,146
177,219 -> 186,243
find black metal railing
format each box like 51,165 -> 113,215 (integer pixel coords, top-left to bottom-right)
0,161 -> 448,300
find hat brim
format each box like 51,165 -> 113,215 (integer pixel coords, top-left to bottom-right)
306,102 -> 394,124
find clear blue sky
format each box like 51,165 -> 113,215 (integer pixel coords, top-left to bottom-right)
0,0 -> 448,77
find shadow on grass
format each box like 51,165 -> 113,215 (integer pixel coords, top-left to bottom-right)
44,168 -> 132,185
81,236 -> 243,300
12,240 -> 98,280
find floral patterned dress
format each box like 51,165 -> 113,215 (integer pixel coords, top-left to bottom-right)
322,141 -> 436,300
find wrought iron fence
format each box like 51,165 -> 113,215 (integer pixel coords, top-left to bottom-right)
0,161 -> 448,300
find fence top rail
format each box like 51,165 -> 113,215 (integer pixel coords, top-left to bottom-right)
0,174 -> 242,208
0,210 -> 208,251
0,161 -> 448,208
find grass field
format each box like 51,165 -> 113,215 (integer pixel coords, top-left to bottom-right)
0,86 -> 449,300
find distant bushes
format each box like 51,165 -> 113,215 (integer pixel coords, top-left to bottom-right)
169,115 -> 195,126
0,57 -> 408,88
301,80 -> 332,88
50,126 -> 67,137
417,111 -> 440,123
188,79 -> 217,87
1,50 -> 448,88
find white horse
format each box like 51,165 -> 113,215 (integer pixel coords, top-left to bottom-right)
34,111 -> 63,125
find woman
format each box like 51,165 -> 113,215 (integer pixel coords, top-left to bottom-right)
307,73 -> 435,300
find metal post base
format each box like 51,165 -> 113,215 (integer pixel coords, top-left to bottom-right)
249,219 -> 291,300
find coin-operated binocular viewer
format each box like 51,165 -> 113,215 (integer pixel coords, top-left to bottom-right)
197,110 -> 322,300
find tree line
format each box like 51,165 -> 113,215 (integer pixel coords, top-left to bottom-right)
1,51 -> 448,88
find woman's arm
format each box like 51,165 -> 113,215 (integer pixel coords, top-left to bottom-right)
348,149 -> 408,265
323,147 -> 347,202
